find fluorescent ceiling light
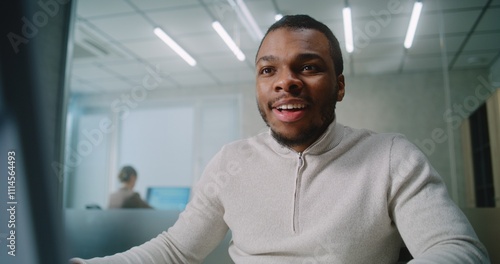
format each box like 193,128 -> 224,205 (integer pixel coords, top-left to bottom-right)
343,7 -> 354,53
153,27 -> 197,66
212,21 -> 246,61
404,1 -> 423,49
274,13 -> 283,21
228,0 -> 263,41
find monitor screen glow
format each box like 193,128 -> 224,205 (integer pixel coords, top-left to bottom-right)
146,187 -> 191,210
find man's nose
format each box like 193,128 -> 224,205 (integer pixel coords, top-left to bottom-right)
274,69 -> 303,95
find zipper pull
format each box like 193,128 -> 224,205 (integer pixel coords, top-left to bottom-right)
298,152 -> 303,167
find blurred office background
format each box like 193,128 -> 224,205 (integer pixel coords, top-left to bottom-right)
1,0 -> 499,263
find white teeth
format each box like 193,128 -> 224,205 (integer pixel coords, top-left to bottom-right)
277,104 -> 305,110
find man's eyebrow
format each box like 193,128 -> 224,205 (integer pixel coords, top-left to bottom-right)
255,55 -> 278,64
255,53 -> 326,65
296,53 -> 325,62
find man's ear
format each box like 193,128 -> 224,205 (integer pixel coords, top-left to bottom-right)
336,74 -> 345,102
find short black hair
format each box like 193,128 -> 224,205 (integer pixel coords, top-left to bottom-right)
257,14 -> 344,76
118,165 -> 137,183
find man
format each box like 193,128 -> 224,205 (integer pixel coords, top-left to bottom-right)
71,15 -> 489,263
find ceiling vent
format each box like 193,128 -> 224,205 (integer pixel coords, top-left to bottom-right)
73,22 -> 129,59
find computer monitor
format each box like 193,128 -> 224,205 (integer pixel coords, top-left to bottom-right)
146,186 -> 191,210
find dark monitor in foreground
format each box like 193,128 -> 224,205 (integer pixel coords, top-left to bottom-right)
146,187 -> 191,210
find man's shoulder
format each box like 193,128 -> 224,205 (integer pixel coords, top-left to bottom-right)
342,125 -> 426,160
221,130 -> 269,149
339,124 -> 424,158
342,124 -> 404,143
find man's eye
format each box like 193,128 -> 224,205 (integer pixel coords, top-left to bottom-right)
260,68 -> 274,75
302,65 -> 317,71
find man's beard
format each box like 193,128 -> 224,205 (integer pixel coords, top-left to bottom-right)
258,89 -> 338,150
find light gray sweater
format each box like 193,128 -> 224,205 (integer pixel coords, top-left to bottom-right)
72,121 -> 489,263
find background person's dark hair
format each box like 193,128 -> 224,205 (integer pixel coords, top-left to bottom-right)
118,165 -> 137,183
256,14 -> 344,76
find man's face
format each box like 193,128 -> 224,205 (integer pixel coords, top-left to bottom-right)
255,28 -> 345,152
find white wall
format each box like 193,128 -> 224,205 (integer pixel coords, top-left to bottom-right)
117,106 -> 195,199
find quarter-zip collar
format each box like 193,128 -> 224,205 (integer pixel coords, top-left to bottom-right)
267,119 -> 345,157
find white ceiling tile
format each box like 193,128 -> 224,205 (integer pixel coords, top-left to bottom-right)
245,0 -> 281,29
424,0 -> 489,11
418,10 -> 481,36
350,0 -> 414,19
463,33 -> 500,52
409,35 -> 467,55
128,0 -> 199,10
212,20 -> 260,50
352,15 -> 408,41
408,36 -> 443,55
148,57 -> 202,74
476,7 -> 500,31
77,0 -> 134,18
275,0 -> 344,22
169,71 -> 218,87
89,14 -> 154,41
196,53 -> 253,71
147,6 -> 214,36
102,61 -> 154,76
180,32 -> 256,57
352,41 -> 404,60
121,39 -> 179,59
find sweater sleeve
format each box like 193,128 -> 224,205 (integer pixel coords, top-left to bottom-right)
69,152 -> 230,264
388,135 -> 490,263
